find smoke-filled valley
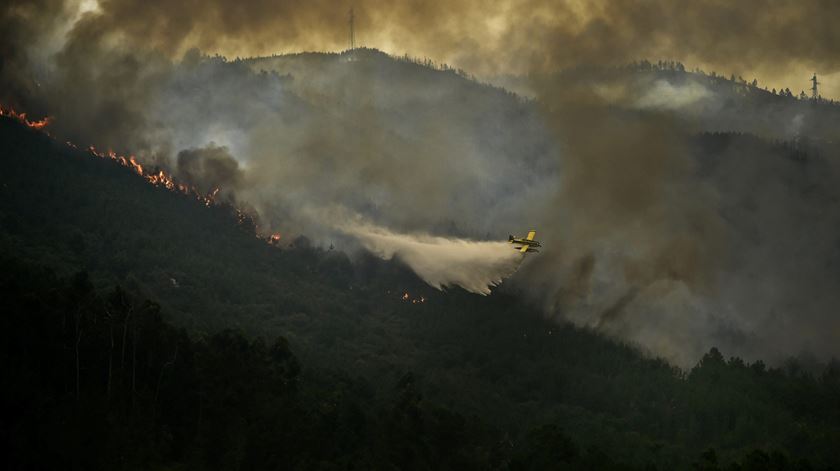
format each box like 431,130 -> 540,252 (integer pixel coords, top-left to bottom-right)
8,45 -> 840,366
3,1 -> 840,469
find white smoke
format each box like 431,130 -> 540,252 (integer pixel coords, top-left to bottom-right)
635,79 -> 713,110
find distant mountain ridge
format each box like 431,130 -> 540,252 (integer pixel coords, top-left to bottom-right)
246,49 -> 839,141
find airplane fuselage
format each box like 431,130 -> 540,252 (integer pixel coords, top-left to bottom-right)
509,238 -> 541,247
509,231 -> 541,253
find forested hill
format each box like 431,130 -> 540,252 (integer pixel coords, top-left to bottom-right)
3,116 -> 840,469
547,61 -> 840,141
245,48 -> 521,104
247,50 -> 840,143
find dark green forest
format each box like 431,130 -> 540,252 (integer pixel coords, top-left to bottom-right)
2,115 -> 840,470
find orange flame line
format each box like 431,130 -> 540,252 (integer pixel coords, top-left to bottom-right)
0,104 -> 53,130
86,145 -> 221,206
2,102 -> 273,243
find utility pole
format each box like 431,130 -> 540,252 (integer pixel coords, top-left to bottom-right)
349,7 -> 355,51
811,73 -> 820,99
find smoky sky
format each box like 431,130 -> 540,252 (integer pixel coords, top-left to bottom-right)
3,0 -> 840,367
6,0 -> 838,97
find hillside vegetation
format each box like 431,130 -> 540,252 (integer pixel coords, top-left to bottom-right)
3,108 -> 840,469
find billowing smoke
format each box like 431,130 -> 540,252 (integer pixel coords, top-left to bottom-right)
3,0 -> 840,367
176,144 -> 244,195
6,0 -> 840,99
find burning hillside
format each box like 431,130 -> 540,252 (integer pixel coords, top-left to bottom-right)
2,30 -> 839,366
0,105 -> 52,130
0,102 -> 270,238
85,145 -> 220,207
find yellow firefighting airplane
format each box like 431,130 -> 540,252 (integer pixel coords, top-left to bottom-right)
509,230 -> 541,253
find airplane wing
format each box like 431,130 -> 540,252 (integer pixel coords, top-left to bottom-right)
520,245 -> 529,253
526,231 -> 536,241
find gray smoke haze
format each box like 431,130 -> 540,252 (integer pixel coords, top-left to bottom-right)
2,0 -> 840,366
503,76 -> 729,365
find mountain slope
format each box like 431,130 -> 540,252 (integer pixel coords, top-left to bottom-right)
3,113 -> 840,469
14,48 -> 840,366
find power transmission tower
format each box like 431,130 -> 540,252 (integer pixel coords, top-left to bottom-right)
349,7 -> 355,50
811,73 -> 820,99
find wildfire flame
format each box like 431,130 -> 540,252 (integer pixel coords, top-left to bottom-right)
87,146 -> 219,207
2,102 -> 271,243
0,104 -> 53,130
400,292 -> 426,304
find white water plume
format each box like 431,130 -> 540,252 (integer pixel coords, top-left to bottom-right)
340,222 -> 523,295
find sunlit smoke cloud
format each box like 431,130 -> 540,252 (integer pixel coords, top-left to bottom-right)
33,0 -> 840,98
